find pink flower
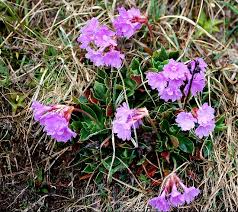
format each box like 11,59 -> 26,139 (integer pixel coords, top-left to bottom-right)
146,72 -> 167,91
185,73 -> 206,96
179,182 -> 200,204
85,49 -> 105,67
189,58 -> 207,73
163,59 -> 189,80
196,103 -> 215,125
176,112 -> 197,131
103,49 -> 125,69
32,101 -> 76,142
159,80 -> 183,102
194,103 -> 215,138
149,174 -> 200,211
42,113 -> 76,142
195,122 -> 215,138
94,26 -> 117,48
185,58 -> 207,96
148,191 -> 170,212
170,184 -> 185,206
77,18 -> 100,49
32,101 -> 51,122
77,18 -> 124,69
146,61 -> 189,102
176,103 -> 215,138
112,103 -> 148,141
113,7 -> 144,38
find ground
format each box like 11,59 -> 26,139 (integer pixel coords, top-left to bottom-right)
0,0 -> 238,211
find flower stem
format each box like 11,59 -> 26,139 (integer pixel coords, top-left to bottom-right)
73,108 -> 98,123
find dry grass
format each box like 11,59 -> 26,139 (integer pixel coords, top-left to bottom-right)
0,0 -> 238,211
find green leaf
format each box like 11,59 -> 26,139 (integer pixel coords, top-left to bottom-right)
93,81 -> 107,102
36,168 -> 44,183
96,69 -> 107,83
73,96 -> 88,104
138,174 -> 150,184
216,115 -> 225,125
177,135 -> 194,154
80,104 -> 98,121
90,103 -> 105,124
130,58 -> 140,75
196,10 -> 222,37
203,139 -> 213,158
198,10 -> 207,26
40,188 -> 49,194
169,125 -> 180,135
95,171 -> 104,184
168,51 -> 179,60
83,164 -> 97,173
124,78 -> 137,97
45,46 -> 57,56
152,47 -> 168,62
80,127 -> 108,141
215,115 -> 227,132
71,121 -> 82,131
160,120 -> 170,133
223,2 -> 238,15
159,47 -> 168,61
150,0 -> 161,20
137,157 -> 146,165
0,60 -> 10,87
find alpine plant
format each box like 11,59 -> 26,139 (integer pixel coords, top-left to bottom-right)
148,174 -> 200,211
77,7 -> 148,68
32,101 -> 76,142
146,58 -> 207,102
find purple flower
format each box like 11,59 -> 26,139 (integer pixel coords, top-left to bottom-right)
146,72 -> 167,91
78,18 -> 116,49
112,103 -> 148,141
196,103 -> 215,125
148,191 -> 170,212
185,73 -> 206,96
94,26 -> 117,48
77,18 -> 125,69
104,49 -> 125,69
77,18 -> 100,49
113,7 -> 144,38
170,184 -> 185,206
179,182 -> 200,204
175,103 -> 215,138
189,58 -> 207,73
32,101 -> 76,142
32,101 -> 51,122
149,174 -> 200,211
176,112 -> 197,131
195,103 -> 215,138
159,80 -> 183,102
43,113 -> 76,142
195,121 -> 215,138
146,61 -> 190,102
85,49 -> 105,67
163,59 -> 189,80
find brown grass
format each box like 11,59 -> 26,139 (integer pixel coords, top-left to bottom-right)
0,0 -> 238,211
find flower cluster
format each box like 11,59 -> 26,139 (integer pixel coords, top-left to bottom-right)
77,7 -> 146,68
149,174 -> 200,211
77,18 -> 124,69
176,103 -> 215,138
112,7 -> 145,38
112,102 -> 148,141
146,58 -> 207,102
32,101 -> 76,142
184,58 -> 207,96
